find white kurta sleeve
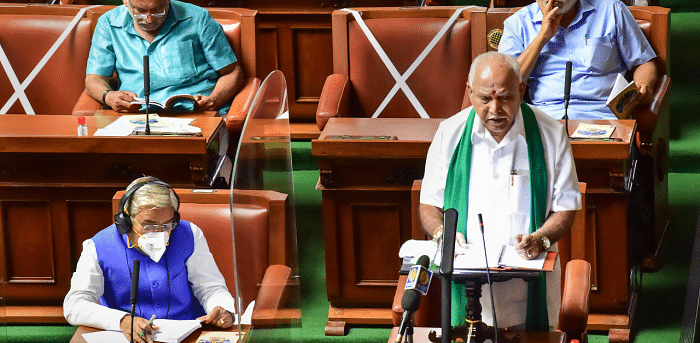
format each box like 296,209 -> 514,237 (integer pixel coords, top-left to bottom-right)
549,123 -> 582,212
420,125 -> 448,208
63,239 -> 130,331
186,223 -> 237,315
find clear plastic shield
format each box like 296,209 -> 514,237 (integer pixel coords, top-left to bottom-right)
228,70 -> 300,341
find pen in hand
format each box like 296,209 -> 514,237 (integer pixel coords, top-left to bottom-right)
140,314 -> 157,338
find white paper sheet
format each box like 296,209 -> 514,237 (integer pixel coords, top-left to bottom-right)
150,319 -> 201,343
82,330 -> 128,343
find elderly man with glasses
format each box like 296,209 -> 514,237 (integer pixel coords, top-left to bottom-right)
85,0 -> 243,115
64,177 -> 240,343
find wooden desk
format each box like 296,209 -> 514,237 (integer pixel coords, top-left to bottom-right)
387,327 -> 566,343
0,115 -> 227,313
71,325 -> 247,343
312,117 -> 636,333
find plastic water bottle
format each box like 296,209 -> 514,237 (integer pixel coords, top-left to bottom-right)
77,116 -> 88,136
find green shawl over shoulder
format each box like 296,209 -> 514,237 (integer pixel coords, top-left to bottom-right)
443,102 -> 549,331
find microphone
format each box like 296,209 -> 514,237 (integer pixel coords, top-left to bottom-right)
130,260 -> 140,343
440,209 -> 458,275
564,61 -> 572,138
440,209 -> 458,343
143,55 -> 151,135
478,214 -> 498,343
564,61 -> 572,107
396,255 -> 432,343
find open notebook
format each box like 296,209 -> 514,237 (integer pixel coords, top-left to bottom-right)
399,240 -> 556,271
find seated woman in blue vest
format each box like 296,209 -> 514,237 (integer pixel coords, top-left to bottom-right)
64,177 -> 240,343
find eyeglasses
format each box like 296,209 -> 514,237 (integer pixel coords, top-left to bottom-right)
128,1 -> 168,20
134,218 -> 177,233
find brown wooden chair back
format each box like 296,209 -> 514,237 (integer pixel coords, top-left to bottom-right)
316,6 -> 487,130
112,188 -> 287,309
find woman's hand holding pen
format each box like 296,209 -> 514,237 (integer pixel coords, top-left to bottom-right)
119,314 -> 159,343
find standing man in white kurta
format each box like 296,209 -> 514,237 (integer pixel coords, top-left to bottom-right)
420,52 -> 581,330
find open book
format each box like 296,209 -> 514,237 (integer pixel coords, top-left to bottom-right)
606,73 -> 639,119
131,94 -> 196,110
453,244 -> 555,271
398,240 -> 555,271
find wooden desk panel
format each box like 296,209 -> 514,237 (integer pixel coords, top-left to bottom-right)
0,115 -> 226,306
312,117 -> 636,329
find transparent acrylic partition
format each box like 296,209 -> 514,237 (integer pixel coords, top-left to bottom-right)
228,70 -> 300,342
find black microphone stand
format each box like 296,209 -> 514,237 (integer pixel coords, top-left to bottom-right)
143,55 -> 151,135
479,214 -> 498,343
130,302 -> 136,343
405,324 -> 414,343
130,260 -> 140,343
564,106 -> 569,138
564,60 -> 572,138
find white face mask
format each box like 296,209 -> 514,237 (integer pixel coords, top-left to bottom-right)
137,231 -> 170,263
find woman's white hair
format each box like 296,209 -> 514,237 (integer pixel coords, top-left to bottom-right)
125,176 -> 178,217
468,52 -> 522,87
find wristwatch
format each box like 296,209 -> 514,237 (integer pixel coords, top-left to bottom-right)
432,227 -> 444,243
102,89 -> 112,106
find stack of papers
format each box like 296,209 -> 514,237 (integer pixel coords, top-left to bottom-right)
94,114 -> 200,137
151,319 -> 202,343
81,319 -> 201,343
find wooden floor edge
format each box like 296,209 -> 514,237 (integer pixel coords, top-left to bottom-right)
290,122 -> 321,140
327,305 -> 394,325
587,313 -> 630,331
3,305 -> 67,324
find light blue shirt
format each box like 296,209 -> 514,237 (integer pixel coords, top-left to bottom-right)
499,0 -> 656,120
87,0 -> 237,114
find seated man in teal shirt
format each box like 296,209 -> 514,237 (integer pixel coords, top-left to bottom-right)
86,0 -> 242,115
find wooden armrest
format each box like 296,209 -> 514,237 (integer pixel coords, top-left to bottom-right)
632,74 -> 670,142
226,76 -> 261,134
557,259 -> 591,341
254,264 -> 292,311
392,272 -> 441,328
392,274 -> 409,326
71,89 -> 103,115
316,74 -> 349,131
251,264 -> 298,327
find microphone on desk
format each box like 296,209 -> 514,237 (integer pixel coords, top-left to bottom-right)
440,209 -> 458,343
130,259 -> 140,343
143,55 -> 151,135
478,214 -> 498,343
396,255 -> 432,343
564,61 -> 572,138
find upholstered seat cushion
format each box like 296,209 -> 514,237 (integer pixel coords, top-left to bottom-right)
0,13 -> 92,114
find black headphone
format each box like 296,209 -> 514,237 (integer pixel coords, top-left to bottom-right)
114,179 -> 181,235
